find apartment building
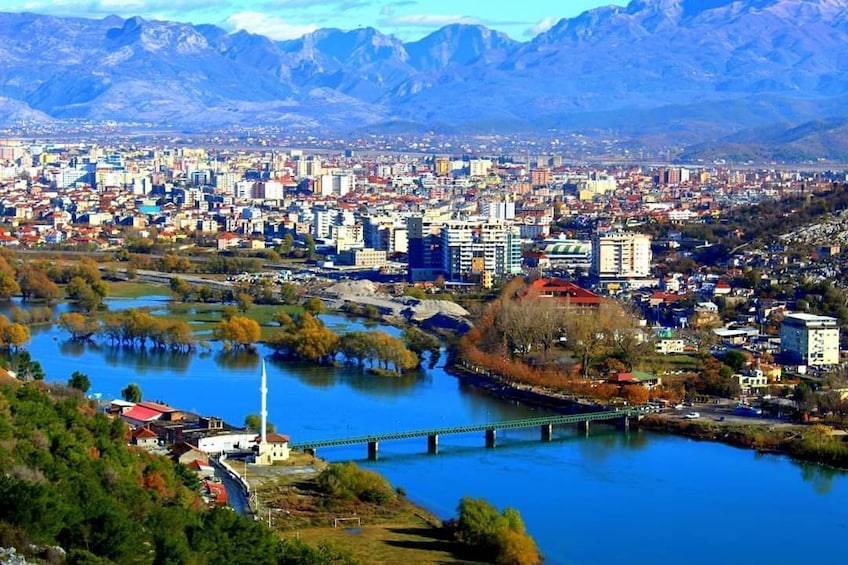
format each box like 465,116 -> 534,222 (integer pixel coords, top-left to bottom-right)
780,313 -> 840,366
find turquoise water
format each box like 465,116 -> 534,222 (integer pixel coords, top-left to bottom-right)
9,299 -> 848,564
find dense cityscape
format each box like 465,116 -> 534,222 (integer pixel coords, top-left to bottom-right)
3,0 -> 848,564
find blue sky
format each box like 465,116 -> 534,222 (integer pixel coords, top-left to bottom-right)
8,0 -> 628,40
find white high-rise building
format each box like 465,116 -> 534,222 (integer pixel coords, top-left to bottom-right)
441,220 -> 521,282
315,172 -> 354,197
590,231 -> 652,286
780,313 -> 840,366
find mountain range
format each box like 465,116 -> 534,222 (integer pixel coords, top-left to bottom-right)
2,0 -> 848,160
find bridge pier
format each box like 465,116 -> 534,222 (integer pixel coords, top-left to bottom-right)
540,423 -> 552,442
485,429 -> 497,448
367,441 -> 379,461
577,420 -> 590,435
427,434 -> 439,455
617,416 -> 631,431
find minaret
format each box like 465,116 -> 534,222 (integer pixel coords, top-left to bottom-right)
260,359 -> 268,445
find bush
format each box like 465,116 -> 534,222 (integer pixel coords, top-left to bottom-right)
316,462 -> 395,505
453,497 -> 541,565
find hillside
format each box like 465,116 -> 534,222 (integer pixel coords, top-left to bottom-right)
0,380 -> 352,564
1,0 -> 848,155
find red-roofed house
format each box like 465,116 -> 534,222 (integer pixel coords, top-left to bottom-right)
138,401 -> 185,422
203,480 -> 228,505
254,433 -> 291,465
170,442 -> 210,467
524,278 -> 606,309
187,459 -> 215,477
121,404 -> 165,427
131,426 -> 159,448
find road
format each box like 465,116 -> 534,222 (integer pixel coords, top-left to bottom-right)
211,457 -> 253,516
665,400 -> 792,426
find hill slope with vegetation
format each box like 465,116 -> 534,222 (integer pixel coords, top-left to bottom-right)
0,380 -> 359,564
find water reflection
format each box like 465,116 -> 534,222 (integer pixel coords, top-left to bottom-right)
102,345 -> 192,374
577,429 -> 650,462
59,339 -> 102,357
795,460 -> 845,495
215,349 -> 261,371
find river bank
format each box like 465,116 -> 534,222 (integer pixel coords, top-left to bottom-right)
444,351 -> 848,470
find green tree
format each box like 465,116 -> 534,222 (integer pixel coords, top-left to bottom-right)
404,286 -> 427,300
303,233 -> 317,259
236,292 -> 254,313
68,371 -> 91,393
303,296 -> 325,315
280,233 -> 294,256
243,413 -> 275,434
66,276 -> 103,311
121,383 -> 142,403
279,282 -> 299,305
724,350 -> 748,372
170,277 -> 193,302
453,497 -> 541,565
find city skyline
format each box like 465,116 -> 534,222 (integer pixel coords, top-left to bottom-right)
5,0 -> 627,40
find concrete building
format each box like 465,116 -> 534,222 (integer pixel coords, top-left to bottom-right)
407,216 -> 445,282
441,221 -> 522,283
590,231 -> 653,289
780,313 -> 840,366
338,247 -> 387,268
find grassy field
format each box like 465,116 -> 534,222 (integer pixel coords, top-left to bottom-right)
96,280 -> 304,340
250,462 -> 484,565
150,302 -> 303,337
294,523 -> 482,565
106,280 -> 172,298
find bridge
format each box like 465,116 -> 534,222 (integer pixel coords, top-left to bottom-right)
289,409 -> 644,460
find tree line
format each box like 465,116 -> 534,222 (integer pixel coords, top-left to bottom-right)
458,278 -> 669,403
59,309 -> 195,351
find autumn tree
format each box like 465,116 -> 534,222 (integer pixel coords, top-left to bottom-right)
0,254 -> 20,298
215,316 -> 261,350
561,303 -> 620,378
17,264 -> 60,302
268,312 -> 338,363
164,321 -> 195,351
403,327 -> 441,366
272,310 -> 293,327
1,321 -> 30,350
496,298 -> 544,356
59,312 -> 99,340
337,331 -> 373,367
621,385 -> 650,405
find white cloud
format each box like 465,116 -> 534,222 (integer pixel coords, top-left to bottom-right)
526,16 -> 558,37
224,11 -> 318,40
22,0 -> 215,15
381,13 -> 483,28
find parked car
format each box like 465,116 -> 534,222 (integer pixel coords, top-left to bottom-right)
684,412 -> 700,419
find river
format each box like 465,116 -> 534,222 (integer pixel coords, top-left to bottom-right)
6,297 -> 847,564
